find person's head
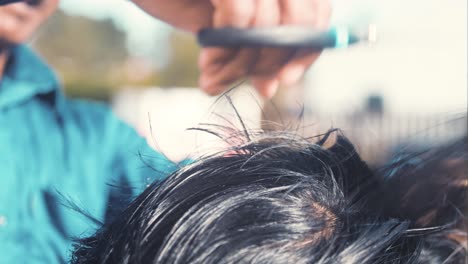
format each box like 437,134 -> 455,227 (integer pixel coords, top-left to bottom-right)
0,0 -> 58,49
72,129 -> 467,264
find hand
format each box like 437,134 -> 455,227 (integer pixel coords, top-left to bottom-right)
133,0 -> 331,98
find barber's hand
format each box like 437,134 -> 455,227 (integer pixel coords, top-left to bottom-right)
133,0 -> 331,98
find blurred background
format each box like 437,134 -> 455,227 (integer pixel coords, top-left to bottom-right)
31,0 -> 467,163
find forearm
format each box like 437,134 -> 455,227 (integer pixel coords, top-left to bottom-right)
131,0 -> 213,32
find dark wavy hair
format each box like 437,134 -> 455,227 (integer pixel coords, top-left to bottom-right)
72,128 -> 467,264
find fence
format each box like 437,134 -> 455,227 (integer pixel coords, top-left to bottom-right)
301,112 -> 467,164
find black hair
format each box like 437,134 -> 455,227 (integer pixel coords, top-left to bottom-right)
72,128 -> 467,264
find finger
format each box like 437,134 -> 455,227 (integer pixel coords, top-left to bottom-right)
199,0 -> 257,93
248,0 -> 294,77
203,0 -> 294,94
279,0 -> 316,25
250,0 -> 318,93
250,0 -> 317,76
211,0 -> 257,27
200,48 -> 258,95
199,48 -> 237,76
205,0 -> 285,94
276,0 -> 331,85
251,77 -> 280,98
312,0 -> 332,30
200,0 -> 256,69
278,49 -> 321,85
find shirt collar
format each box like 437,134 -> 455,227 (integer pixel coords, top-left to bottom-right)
0,45 -> 61,109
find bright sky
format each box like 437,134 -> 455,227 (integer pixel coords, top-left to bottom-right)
60,0 -> 467,113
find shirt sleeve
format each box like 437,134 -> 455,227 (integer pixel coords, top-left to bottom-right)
66,99 -> 180,223
105,109 -> 179,192
101,106 -> 180,221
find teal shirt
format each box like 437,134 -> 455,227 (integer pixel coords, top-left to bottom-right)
0,46 -> 177,263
